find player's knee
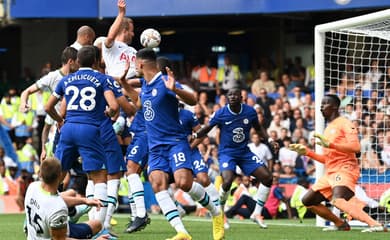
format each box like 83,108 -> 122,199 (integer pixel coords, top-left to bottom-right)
176,180 -> 192,192
88,220 -> 102,235
301,195 -> 312,207
196,173 -> 210,187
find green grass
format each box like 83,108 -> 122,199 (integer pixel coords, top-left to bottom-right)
0,213 -> 388,240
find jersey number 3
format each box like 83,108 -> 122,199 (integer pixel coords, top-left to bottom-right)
66,86 -> 97,111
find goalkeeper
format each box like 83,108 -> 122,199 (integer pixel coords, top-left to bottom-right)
289,94 -> 386,232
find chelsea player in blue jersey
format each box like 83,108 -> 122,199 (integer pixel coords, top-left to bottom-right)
45,46 -> 119,229
131,48 -> 224,240
193,88 -> 273,229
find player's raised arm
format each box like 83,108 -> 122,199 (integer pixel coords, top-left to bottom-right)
20,84 -> 40,113
105,0 -> 126,48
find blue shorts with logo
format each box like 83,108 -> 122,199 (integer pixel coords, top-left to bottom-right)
147,141 -> 193,175
219,150 -> 266,176
191,148 -> 208,175
55,123 -> 105,173
68,222 -> 93,239
126,132 -> 148,169
101,120 -> 126,174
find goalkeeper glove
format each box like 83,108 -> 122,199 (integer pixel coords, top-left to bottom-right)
288,144 -> 307,155
314,133 -> 330,148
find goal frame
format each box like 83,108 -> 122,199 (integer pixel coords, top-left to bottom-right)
314,8 -> 390,227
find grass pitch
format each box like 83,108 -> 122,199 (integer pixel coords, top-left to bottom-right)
0,213 -> 388,240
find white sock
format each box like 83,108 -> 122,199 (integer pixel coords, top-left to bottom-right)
86,180 -> 95,220
155,190 -> 188,234
127,174 -> 146,218
128,189 -> 137,221
219,187 -> 230,211
94,183 -> 108,225
104,179 -> 120,228
188,182 -> 219,216
251,184 -> 270,216
205,183 -> 220,207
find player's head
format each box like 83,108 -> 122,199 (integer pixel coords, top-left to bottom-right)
156,56 -> 172,75
76,25 -> 96,46
40,157 -> 62,185
77,46 -> 97,68
119,17 -> 134,44
320,94 -> 340,120
226,87 -> 242,106
61,47 -> 78,73
135,48 -> 157,76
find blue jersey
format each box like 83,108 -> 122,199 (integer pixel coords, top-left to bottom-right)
179,108 -> 199,136
209,104 -> 258,155
54,68 -> 114,126
140,72 -> 187,149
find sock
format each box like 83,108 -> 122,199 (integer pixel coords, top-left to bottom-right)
219,187 -> 230,209
205,183 -> 220,207
188,182 -> 219,216
94,183 -> 108,225
68,206 -> 76,217
332,198 -> 379,227
251,184 -> 270,216
128,189 -> 137,221
86,180 -> 95,220
104,179 -> 120,228
156,190 -> 188,234
127,174 -> 146,218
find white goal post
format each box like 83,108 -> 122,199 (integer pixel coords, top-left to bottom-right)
314,9 -> 390,227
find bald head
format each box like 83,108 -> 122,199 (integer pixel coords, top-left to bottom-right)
76,25 -> 96,46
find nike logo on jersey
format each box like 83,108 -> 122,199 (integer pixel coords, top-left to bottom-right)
225,121 -> 233,125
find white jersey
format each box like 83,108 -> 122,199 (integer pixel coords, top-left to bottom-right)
102,41 -> 137,79
70,41 -> 83,51
35,69 -> 64,125
24,181 -> 68,240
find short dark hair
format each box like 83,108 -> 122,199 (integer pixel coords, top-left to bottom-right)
156,56 -> 172,72
77,46 -> 96,67
61,47 -> 78,65
40,157 -> 61,184
325,94 -> 341,108
136,48 -> 157,62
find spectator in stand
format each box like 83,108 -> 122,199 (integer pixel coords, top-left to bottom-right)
11,107 -> 35,145
4,165 -> 18,196
288,87 -> 305,110
217,54 -> 243,94
248,132 -> 274,171
289,57 -> 305,88
195,57 -> 219,101
303,106 -> 315,131
251,70 -> 276,97
256,88 -> 275,123
0,159 -> 8,195
305,54 -> 315,92
275,85 -> 289,102
268,114 -> 286,138
0,93 -> 16,141
280,73 -> 295,93
198,91 -> 212,116
278,138 -> 298,169
363,59 -> 383,91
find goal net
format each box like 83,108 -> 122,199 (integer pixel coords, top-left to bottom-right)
314,9 -> 390,227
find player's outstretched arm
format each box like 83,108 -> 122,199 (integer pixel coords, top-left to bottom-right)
314,132 -> 360,153
193,124 -> 214,140
20,84 -> 40,113
105,0 -> 126,48
289,143 -> 326,164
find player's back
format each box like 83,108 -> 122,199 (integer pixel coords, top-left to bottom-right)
56,68 -> 110,126
25,182 -> 68,240
210,104 -> 257,154
141,73 -> 187,149
129,109 -> 146,135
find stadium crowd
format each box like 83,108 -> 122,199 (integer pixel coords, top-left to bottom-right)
0,0 -> 390,239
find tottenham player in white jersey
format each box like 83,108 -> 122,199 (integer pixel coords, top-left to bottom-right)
19,47 -> 79,161
102,0 -> 137,80
70,26 -> 96,51
24,157 -> 108,240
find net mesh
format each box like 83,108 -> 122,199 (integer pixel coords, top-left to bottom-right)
323,20 -> 390,225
